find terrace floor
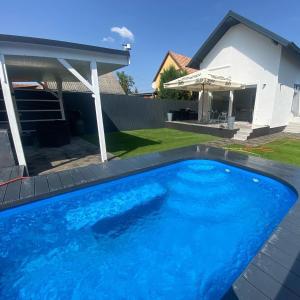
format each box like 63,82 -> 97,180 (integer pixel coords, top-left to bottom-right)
24,137 -> 117,175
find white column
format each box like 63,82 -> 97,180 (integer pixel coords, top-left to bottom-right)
202,91 -> 210,123
57,79 -> 66,120
228,90 -> 234,117
90,60 -> 107,162
198,91 -> 203,122
0,54 -> 27,167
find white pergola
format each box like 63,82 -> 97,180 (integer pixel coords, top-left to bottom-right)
0,34 -> 130,171
164,69 -> 245,122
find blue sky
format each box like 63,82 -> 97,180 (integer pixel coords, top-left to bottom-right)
1,0 -> 300,92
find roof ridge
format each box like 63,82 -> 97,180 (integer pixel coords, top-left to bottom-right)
188,10 -> 299,68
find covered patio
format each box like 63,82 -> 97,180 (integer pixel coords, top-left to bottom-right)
163,69 -> 265,140
0,34 -> 129,174
164,68 -> 246,126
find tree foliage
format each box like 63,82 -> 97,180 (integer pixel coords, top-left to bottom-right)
157,66 -> 192,100
116,71 -> 136,94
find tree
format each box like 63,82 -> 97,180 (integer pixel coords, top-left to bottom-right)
116,71 -> 136,94
157,65 -> 192,100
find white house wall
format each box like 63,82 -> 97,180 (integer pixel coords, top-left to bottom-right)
200,23 -> 282,126
272,48 -> 300,127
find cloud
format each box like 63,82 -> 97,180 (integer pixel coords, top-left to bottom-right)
102,36 -> 115,43
111,26 -> 134,41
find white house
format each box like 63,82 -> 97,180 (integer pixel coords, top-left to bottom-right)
186,11 -> 300,137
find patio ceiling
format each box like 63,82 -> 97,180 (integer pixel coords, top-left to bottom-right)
3,55 -> 125,82
0,34 -> 129,83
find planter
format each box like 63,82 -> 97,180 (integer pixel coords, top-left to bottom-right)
227,116 -> 235,129
167,112 -> 173,122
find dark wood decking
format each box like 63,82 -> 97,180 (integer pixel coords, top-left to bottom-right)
0,165 -> 25,206
0,145 -> 300,299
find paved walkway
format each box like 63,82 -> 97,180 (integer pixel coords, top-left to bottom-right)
24,132 -> 300,176
25,137 -> 117,175
204,132 -> 300,148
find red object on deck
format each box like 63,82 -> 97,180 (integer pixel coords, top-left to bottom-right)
0,176 -> 28,187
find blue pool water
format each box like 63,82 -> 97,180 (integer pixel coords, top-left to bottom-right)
0,160 -> 297,299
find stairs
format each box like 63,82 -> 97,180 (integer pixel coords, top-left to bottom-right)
284,117 -> 300,133
232,127 -> 253,141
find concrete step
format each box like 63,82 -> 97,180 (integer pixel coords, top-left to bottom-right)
285,126 -> 300,130
232,128 -> 253,141
290,117 -> 300,123
232,135 -> 248,141
237,129 -> 252,134
233,136 -> 247,141
284,122 -> 300,133
285,128 -> 300,133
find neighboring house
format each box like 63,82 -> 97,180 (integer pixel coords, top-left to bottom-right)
152,51 -> 197,90
187,10 -> 300,131
45,72 -> 125,94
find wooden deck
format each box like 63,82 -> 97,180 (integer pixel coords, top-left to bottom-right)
0,163 -> 108,210
0,165 -> 25,206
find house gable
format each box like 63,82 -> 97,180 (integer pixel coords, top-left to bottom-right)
200,23 -> 282,83
153,52 -> 180,83
152,51 -> 196,89
189,10 -> 300,69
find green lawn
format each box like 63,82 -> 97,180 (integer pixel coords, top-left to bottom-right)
83,128 -> 217,159
225,138 -> 300,166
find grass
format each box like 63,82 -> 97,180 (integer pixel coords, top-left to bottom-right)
225,138 -> 300,166
83,128 -> 218,159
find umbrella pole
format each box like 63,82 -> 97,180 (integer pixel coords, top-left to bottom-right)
197,84 -> 204,123
202,84 -> 204,122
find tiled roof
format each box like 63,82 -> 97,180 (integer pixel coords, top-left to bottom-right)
153,51 -> 197,82
169,51 -> 197,74
45,72 -> 125,94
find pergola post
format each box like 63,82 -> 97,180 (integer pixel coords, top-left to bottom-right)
228,90 -> 234,117
57,79 -> 66,120
90,60 -> 107,162
0,54 -> 27,168
57,58 -> 107,162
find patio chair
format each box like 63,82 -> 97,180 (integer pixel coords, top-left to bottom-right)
218,112 -> 228,123
209,110 -> 219,123
37,120 -> 71,147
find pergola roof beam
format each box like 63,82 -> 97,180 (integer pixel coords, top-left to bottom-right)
57,58 -> 93,91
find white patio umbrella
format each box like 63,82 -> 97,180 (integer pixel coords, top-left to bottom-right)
163,69 -> 245,92
163,69 -> 245,122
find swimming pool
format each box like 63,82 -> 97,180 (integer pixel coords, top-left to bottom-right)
0,159 -> 297,299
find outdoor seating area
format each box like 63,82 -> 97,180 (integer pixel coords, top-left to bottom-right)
170,108 -> 231,124
170,108 -> 198,121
